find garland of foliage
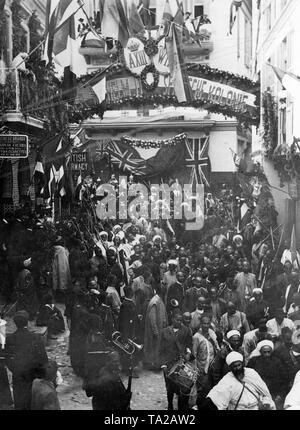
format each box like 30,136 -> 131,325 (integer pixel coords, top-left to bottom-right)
105,93 -> 259,127
11,0 -> 27,58
140,64 -> 159,92
262,91 -> 278,157
121,133 -> 186,149
186,63 -> 259,93
261,91 -> 300,187
76,64 -> 259,126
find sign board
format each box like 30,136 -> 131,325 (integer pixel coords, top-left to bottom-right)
106,76 -> 144,103
0,135 -> 28,158
124,37 -> 151,76
189,76 -> 256,113
71,152 -> 89,171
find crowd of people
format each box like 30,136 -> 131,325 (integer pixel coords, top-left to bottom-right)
1,183 -> 300,411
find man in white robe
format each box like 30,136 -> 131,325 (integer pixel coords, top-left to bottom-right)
204,352 -> 276,410
284,371 -> 300,410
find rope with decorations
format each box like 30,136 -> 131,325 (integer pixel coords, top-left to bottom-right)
121,133 -> 187,149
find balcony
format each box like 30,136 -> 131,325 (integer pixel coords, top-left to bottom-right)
182,29 -> 214,59
0,68 -> 54,131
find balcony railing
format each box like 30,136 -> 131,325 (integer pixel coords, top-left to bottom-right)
0,68 -> 59,126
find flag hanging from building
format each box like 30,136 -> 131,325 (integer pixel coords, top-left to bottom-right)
125,0 -> 145,35
138,0 -> 150,27
290,224 -> 300,267
270,64 -> 300,94
53,138 -> 67,197
44,0 -> 84,64
75,170 -> 83,201
44,0 -> 87,98
83,68 -> 107,104
33,152 -> 45,196
229,0 -> 242,35
184,137 -> 211,188
164,0 -> 193,103
43,133 -> 72,199
101,0 -> 130,48
162,0 -> 173,38
44,164 -> 56,201
107,140 -> 146,175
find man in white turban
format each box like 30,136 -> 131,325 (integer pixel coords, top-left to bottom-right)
247,339 -> 288,408
201,351 -> 276,410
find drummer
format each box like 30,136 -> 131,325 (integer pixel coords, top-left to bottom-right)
160,309 -> 193,410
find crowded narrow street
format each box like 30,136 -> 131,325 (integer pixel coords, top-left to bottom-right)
1,0 -> 300,415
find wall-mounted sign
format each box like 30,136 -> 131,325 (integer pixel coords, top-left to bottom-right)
189,76 -> 256,113
0,135 -> 28,158
71,152 -> 89,171
124,37 -> 151,76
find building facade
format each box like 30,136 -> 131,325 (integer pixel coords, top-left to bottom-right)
78,0 -> 255,189
252,0 -> 300,233
0,0 -> 47,215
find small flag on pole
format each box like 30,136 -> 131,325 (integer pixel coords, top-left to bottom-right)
270,64 -> 300,94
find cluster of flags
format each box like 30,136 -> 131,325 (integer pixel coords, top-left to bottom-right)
163,0 -> 193,103
44,0 -> 87,95
33,132 -> 83,203
43,0 -> 195,106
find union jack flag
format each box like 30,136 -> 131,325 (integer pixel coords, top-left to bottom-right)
95,140 -> 111,161
185,137 -> 210,187
106,140 -> 146,175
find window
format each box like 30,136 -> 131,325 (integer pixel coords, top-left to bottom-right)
281,37 -> 288,71
265,4 -> 272,30
279,106 -> 287,146
244,18 -> 252,68
280,33 -> 292,72
194,5 -> 204,18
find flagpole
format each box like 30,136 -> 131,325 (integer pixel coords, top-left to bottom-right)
14,39 -> 45,69
270,227 -> 275,250
59,196 -> 62,220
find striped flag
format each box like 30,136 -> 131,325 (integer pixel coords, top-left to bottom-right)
75,170 -> 83,201
33,152 -> 45,196
53,138 -> 67,197
44,164 -> 56,202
